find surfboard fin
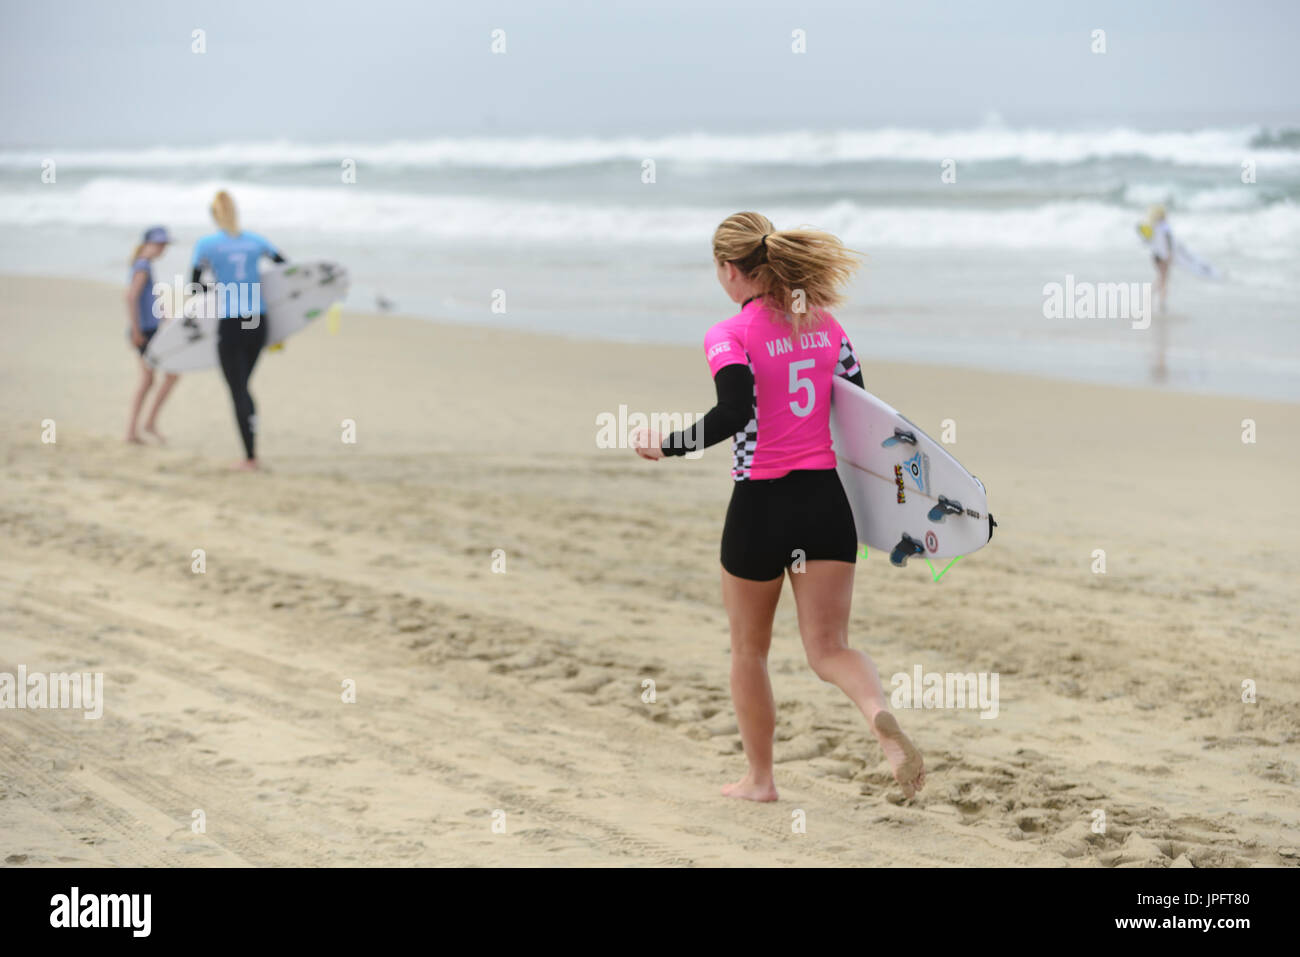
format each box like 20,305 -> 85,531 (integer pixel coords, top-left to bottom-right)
889,534 -> 926,568
881,428 -> 918,448
927,496 -> 964,523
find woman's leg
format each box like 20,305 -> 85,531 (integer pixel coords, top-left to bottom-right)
788,560 -> 926,798
240,319 -> 268,460
720,567 -> 784,801
142,373 -> 179,441
125,356 -> 154,443
217,322 -> 257,462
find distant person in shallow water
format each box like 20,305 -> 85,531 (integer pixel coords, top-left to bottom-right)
124,226 -> 180,444
190,191 -> 286,470
1144,205 -> 1172,381
1146,204 -> 1173,317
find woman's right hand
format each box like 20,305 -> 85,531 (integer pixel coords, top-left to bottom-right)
131,328 -> 145,348
630,428 -> 664,460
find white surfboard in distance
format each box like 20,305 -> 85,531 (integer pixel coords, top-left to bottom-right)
1171,242 -> 1223,280
1136,222 -> 1223,280
829,376 -> 995,566
144,260 -> 349,373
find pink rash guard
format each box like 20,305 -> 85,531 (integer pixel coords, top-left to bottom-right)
703,298 -> 861,481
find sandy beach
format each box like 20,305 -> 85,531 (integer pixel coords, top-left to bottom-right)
1,272 -> 1297,868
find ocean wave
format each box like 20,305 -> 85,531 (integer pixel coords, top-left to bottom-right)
1248,126 -> 1300,150
1122,182 -> 1271,211
3,126 -> 1300,170
3,178 -> 1298,252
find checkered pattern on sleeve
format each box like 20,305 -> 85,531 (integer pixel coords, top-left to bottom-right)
730,355 -> 758,481
834,334 -> 860,378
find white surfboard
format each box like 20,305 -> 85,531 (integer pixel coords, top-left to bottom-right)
1171,242 -> 1223,280
144,260 -> 349,372
1136,222 -> 1223,280
830,376 -> 995,566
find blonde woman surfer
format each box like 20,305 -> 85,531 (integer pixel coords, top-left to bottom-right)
190,191 -> 287,469
631,212 -> 926,802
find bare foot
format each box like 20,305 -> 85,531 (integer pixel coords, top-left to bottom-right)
232,458 -> 259,471
872,710 -> 925,799
721,772 -> 779,802
124,434 -> 145,445
144,425 -> 166,444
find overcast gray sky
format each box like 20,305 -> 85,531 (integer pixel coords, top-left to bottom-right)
2,0 -> 1298,147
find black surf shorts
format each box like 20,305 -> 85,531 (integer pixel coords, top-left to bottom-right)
720,468 -> 858,581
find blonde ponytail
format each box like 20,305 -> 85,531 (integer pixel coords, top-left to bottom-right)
211,190 -> 239,234
129,242 -> 147,266
712,211 -> 862,333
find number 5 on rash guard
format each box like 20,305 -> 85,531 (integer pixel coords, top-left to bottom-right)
671,298 -> 862,480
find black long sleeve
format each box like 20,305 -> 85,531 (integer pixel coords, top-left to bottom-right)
660,365 -> 865,457
661,364 -> 754,456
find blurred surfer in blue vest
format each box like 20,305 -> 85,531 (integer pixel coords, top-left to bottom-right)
125,226 -> 180,444
190,191 -> 286,470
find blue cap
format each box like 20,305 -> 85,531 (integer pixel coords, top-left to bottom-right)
142,226 -> 171,244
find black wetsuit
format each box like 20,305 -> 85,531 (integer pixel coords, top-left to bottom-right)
192,252 -> 285,459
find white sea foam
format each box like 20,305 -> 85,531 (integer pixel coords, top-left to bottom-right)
2,126 -> 1298,170
1124,182 -> 1268,211
3,178 -> 1297,254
